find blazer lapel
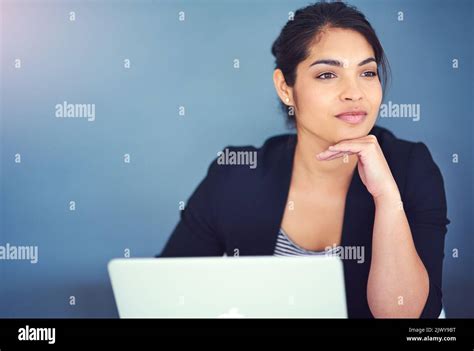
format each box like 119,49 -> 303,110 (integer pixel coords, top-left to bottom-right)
249,134 -> 296,255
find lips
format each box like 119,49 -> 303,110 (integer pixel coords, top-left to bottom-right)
335,111 -> 367,124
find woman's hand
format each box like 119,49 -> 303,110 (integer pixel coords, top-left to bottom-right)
316,134 -> 399,200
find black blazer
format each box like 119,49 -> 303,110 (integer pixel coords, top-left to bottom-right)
159,125 -> 450,318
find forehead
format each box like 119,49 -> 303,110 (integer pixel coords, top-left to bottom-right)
305,27 -> 375,63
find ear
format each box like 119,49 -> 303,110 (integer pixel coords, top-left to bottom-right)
272,69 -> 294,106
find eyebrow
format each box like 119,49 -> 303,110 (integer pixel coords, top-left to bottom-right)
309,57 -> 376,68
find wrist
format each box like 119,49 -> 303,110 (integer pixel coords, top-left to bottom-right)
373,186 -> 401,207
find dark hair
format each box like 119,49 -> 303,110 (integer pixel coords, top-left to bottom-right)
271,1 -> 391,128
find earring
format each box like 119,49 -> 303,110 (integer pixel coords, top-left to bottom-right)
285,97 -> 290,104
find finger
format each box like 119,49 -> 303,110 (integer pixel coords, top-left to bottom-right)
323,152 -> 345,161
328,142 -> 370,154
317,151 -> 343,160
322,151 -> 355,161
317,145 -> 358,159
316,149 -> 341,160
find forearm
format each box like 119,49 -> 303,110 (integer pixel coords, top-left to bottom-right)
367,190 -> 429,318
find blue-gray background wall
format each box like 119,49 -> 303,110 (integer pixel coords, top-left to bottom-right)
1,0 -> 472,317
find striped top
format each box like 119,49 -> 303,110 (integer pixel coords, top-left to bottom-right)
273,228 -> 337,257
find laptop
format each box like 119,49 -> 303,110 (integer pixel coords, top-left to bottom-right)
108,256 -> 347,318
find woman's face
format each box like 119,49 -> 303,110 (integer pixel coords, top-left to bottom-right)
280,27 -> 383,143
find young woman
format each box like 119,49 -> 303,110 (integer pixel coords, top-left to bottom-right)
159,1 -> 450,319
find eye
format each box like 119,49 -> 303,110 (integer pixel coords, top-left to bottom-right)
362,71 -> 378,78
316,72 -> 336,80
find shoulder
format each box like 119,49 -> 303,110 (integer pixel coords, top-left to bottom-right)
208,133 -> 295,177
197,134 -> 295,206
224,133 -> 295,161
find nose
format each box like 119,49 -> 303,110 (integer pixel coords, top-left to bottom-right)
339,78 -> 363,102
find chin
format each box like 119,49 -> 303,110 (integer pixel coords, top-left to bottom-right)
333,129 -> 365,142
335,121 -> 375,140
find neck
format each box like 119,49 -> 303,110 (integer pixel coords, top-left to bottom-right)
293,127 -> 358,186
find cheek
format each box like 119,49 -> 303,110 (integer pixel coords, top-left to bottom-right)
366,84 -> 382,118
297,82 -> 331,112
366,83 -> 383,109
